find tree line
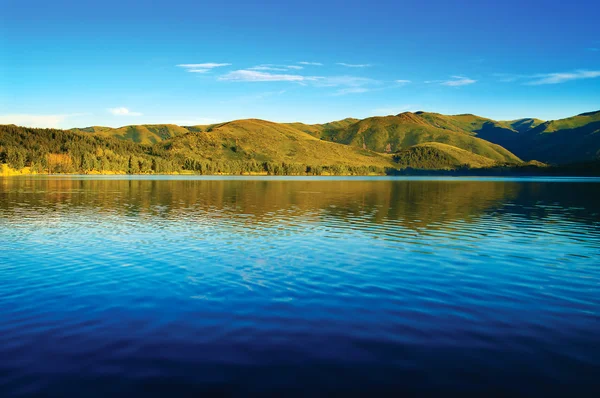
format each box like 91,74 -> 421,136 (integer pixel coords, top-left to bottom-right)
0,125 -> 388,175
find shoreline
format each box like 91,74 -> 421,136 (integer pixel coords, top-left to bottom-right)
3,164 -> 600,178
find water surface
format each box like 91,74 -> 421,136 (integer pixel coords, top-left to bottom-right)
1,176 -> 599,396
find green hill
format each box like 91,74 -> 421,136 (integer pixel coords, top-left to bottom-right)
70,124 -> 190,145
500,118 -> 545,133
161,118 -> 395,171
318,113 -> 521,163
284,118 -> 360,138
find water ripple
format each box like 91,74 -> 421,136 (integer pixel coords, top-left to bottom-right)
1,176 -> 599,395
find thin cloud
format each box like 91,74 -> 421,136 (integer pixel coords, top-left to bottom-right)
332,87 -> 371,96
337,63 -> 372,68
248,64 -> 304,72
586,47 -> 599,52
219,70 -> 319,82
314,75 -> 378,88
298,61 -> 323,66
526,70 -> 600,85
248,65 -> 290,72
313,75 -> 380,96
177,63 -> 231,68
108,107 -> 143,116
441,76 -> 476,86
177,63 -> 231,73
395,79 -> 411,85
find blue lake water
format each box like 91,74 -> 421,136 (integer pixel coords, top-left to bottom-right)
1,176 -> 599,396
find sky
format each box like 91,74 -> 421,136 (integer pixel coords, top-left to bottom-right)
0,0 -> 599,128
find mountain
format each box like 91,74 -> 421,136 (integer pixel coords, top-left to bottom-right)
3,109 -> 600,175
308,110 -> 600,165
415,111 -> 600,164
315,112 -> 521,163
512,111 -> 600,163
500,118 -> 545,133
284,118 -> 360,138
160,118 -> 395,169
70,124 -> 189,145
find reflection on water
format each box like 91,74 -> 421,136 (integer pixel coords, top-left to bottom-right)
1,176 -> 599,396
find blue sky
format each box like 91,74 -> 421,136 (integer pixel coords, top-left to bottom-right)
1,0 -> 599,128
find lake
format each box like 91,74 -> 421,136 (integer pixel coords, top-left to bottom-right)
1,176 -> 599,396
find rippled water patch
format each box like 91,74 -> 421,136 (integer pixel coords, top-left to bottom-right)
1,177 -> 599,395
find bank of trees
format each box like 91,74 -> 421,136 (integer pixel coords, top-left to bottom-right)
0,125 -> 388,175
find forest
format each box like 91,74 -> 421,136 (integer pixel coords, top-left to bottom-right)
0,125 -> 388,175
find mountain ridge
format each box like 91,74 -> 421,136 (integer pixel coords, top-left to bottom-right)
2,109 -> 599,175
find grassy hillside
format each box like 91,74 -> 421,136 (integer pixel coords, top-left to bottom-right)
319,113 -> 521,163
162,118 -> 396,171
284,118 -> 359,138
70,124 -> 190,145
500,118 -> 545,133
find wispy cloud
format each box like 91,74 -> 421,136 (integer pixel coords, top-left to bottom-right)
313,75 -> 378,87
0,113 -> 85,128
395,79 -> 411,85
219,70 -> 319,82
313,75 -> 380,96
298,61 -> 323,66
337,63 -> 372,68
586,47 -> 599,52
248,64 -> 304,72
177,63 -> 231,73
332,87 -> 371,96
217,64 -> 380,96
526,70 -> 600,85
108,107 -> 143,116
248,65 -> 289,72
495,70 -> 600,85
440,76 -> 476,86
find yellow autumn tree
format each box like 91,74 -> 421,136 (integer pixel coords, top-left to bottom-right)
46,153 -> 74,173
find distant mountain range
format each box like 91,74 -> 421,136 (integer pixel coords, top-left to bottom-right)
1,110 -> 599,175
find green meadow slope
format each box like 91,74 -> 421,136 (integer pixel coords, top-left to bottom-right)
162,118 -> 395,169
317,113 -> 521,163
70,124 -> 189,145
